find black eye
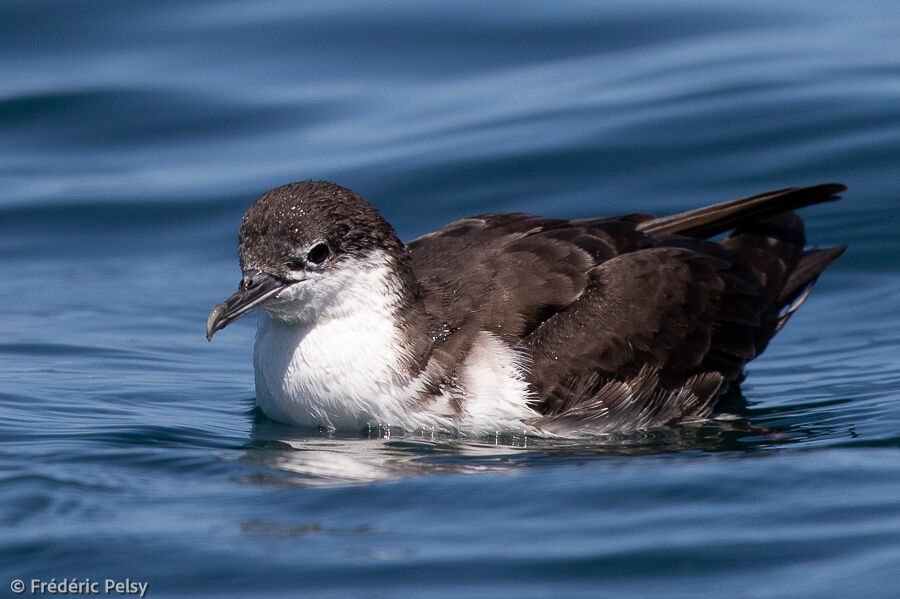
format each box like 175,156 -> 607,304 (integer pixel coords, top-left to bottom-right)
306,242 -> 330,265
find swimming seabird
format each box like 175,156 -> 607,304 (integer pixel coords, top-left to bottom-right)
207,180 -> 845,435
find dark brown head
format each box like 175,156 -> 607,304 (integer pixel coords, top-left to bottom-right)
237,180 -> 404,278
207,180 -> 407,339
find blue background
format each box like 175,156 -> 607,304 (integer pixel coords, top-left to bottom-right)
2,1 -> 899,597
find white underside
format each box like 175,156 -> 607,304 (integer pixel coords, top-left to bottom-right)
253,253 -> 540,436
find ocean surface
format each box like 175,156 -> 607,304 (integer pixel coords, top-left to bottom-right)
2,1 -> 900,597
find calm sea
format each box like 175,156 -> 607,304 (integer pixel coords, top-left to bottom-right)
2,1 -> 899,597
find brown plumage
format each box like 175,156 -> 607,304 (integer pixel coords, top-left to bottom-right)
405,184 -> 846,431
208,180 -> 846,434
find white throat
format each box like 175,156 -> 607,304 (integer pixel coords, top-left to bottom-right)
252,251 -> 422,429
251,250 -> 541,435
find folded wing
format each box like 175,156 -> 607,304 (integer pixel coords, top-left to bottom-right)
406,185 -> 845,431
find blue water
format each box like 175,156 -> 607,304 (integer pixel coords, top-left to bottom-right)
3,1 -> 900,597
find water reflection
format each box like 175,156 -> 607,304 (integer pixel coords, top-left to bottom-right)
236,412 -> 776,487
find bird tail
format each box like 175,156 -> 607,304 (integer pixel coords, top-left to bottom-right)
773,246 -> 846,331
637,183 -> 846,239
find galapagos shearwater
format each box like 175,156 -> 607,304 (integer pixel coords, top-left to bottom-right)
207,180 -> 845,435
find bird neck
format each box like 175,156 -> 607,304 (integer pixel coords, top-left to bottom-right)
251,249 -> 435,428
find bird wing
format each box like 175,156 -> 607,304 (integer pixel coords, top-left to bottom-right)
406,212 -> 649,342
520,242 -> 765,432
405,185 -> 844,432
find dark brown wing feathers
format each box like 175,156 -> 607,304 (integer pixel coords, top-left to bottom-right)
638,183 -> 845,238
407,184 -> 845,431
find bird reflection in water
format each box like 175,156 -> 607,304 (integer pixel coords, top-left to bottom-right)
233,409 -> 800,487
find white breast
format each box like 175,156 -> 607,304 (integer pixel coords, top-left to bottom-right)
251,252 -> 541,434
253,255 -> 438,429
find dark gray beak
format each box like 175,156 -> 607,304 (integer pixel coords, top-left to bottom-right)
206,270 -> 287,340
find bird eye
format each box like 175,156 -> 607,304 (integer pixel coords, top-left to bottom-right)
306,242 -> 330,265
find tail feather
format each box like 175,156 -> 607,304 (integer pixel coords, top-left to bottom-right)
638,183 -> 846,239
777,246 -> 847,306
775,246 -> 847,331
